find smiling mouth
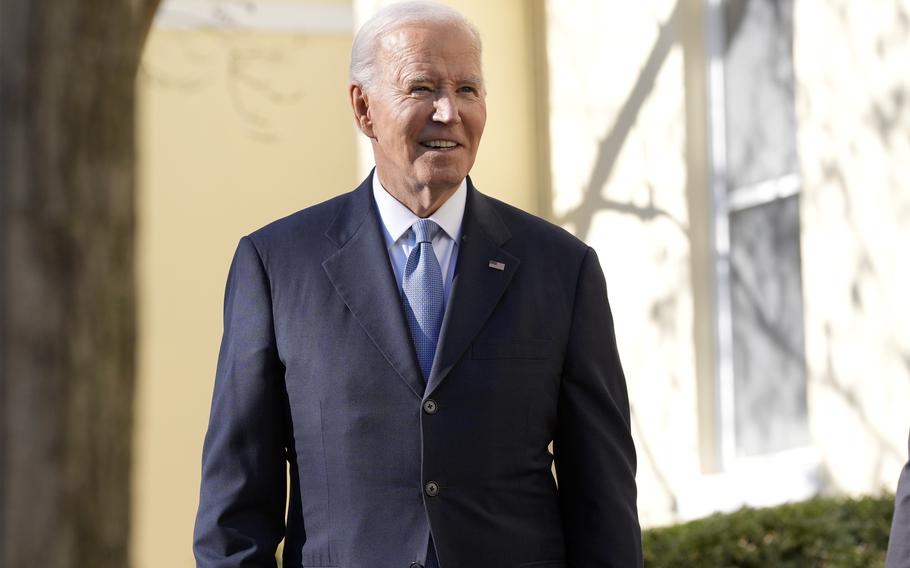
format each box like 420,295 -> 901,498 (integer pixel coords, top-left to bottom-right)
421,140 -> 459,150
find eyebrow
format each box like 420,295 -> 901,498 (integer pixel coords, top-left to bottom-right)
405,74 -> 435,86
403,74 -> 485,87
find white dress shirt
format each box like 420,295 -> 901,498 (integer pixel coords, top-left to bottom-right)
372,173 -> 465,308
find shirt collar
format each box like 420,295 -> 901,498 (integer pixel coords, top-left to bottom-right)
372,171 -> 466,246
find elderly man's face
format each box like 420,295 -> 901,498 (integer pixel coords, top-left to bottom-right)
358,23 -> 486,207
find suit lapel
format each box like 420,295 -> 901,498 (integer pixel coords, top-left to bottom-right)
427,181 -> 520,395
322,175 -> 426,398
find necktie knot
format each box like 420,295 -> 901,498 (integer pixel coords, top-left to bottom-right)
412,219 -> 439,244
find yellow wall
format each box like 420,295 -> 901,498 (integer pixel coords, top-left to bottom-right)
133,25 -> 356,568
132,1 -> 543,565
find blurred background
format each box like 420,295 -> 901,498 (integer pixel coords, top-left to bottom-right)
2,0 -> 908,566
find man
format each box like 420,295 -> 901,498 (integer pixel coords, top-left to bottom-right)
193,2 -> 641,567
888,431 -> 910,567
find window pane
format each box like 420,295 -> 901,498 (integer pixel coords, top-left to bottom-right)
724,0 -> 798,189
729,194 -> 809,456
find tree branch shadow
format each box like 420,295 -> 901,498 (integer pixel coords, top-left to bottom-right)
554,2 -> 686,240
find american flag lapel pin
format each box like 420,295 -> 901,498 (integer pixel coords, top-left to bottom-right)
488,260 -> 506,271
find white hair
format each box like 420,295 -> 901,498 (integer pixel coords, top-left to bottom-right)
350,1 -> 482,92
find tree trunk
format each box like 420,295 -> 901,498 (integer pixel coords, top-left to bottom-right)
0,1 -> 159,566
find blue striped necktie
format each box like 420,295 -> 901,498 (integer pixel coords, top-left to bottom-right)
402,219 -> 445,382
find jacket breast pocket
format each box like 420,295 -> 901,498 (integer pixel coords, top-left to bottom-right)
471,339 -> 554,360
518,562 -> 565,568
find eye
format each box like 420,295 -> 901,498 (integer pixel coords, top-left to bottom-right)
410,85 -> 432,94
458,85 -> 480,95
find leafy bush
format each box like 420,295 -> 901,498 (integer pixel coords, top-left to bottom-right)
643,494 -> 895,567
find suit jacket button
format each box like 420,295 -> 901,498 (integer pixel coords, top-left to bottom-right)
409,563 -> 423,568
422,399 -> 438,414
424,481 -> 440,497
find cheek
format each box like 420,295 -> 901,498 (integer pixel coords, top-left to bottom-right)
374,99 -> 417,137
468,107 -> 487,141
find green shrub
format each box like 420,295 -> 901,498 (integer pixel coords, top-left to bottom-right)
643,494 -> 895,567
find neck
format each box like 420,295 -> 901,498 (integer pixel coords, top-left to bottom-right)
377,176 -> 461,218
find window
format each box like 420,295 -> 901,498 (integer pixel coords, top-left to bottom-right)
708,0 -> 810,465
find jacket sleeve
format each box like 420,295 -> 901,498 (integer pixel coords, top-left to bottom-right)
554,246 -> 642,567
194,236 -> 289,568
887,432 -> 910,568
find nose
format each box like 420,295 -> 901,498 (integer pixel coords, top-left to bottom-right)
432,93 -> 460,124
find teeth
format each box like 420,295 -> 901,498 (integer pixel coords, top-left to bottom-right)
423,140 -> 457,148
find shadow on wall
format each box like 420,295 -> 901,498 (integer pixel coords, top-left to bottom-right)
801,0 -> 910,488
549,0 -> 910,515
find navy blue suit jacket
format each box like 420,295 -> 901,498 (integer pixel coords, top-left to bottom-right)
193,174 -> 642,567
888,431 -> 910,567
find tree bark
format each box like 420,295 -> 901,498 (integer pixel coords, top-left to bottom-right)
0,1 -> 160,566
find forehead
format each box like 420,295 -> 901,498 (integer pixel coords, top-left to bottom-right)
377,23 -> 482,82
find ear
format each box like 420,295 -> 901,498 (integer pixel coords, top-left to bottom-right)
349,84 -> 375,139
